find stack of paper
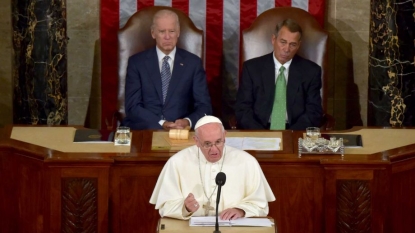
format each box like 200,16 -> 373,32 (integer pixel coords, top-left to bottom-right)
225,137 -> 281,151
189,216 -> 273,227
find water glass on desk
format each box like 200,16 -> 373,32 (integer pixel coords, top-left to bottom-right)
306,127 -> 320,142
114,126 -> 131,145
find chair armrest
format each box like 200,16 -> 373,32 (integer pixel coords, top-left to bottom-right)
320,113 -> 335,131
105,111 -> 123,131
228,115 -> 238,130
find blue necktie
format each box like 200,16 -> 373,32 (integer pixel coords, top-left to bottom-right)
161,56 -> 171,103
270,66 -> 287,130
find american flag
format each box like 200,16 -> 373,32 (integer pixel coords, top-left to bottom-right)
100,0 -> 326,128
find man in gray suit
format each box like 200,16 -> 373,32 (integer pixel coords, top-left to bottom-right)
235,19 -> 322,130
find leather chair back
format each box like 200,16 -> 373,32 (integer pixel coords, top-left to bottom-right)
117,6 -> 204,121
241,7 -> 328,111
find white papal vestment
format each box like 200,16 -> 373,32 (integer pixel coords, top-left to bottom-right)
150,145 -> 276,220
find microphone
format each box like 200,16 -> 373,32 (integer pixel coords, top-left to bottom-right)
213,172 -> 226,233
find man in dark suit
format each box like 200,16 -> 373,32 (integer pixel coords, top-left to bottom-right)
123,9 -> 212,130
235,19 -> 322,130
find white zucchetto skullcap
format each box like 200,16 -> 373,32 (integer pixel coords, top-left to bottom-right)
195,115 -> 222,129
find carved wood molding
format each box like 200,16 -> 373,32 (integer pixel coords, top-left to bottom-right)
336,180 -> 371,233
61,178 -> 98,233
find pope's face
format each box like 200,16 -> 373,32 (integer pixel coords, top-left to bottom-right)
151,14 -> 180,54
194,123 -> 226,163
271,26 -> 301,64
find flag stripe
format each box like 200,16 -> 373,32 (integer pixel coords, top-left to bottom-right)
223,0 -> 241,90
101,0 -> 120,129
308,0 -> 325,26
188,0 -> 206,32
276,0 -> 292,7
138,0 -> 155,8
257,0 -> 275,15
154,0 -> 170,6
237,0 -> 256,84
292,0 -> 308,11
205,1 -> 223,116
120,0 -> 137,27
172,0 -> 189,15
188,0 -> 206,64
240,0 -> 257,35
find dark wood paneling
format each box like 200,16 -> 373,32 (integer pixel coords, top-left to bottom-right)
48,167 -> 110,233
336,180 -> 371,233
391,160 -> 415,233
61,178 -> 98,233
262,165 -> 324,233
324,167 -> 390,233
0,149 -> 44,233
110,164 -> 164,233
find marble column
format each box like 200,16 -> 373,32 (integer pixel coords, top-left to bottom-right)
368,0 -> 415,127
12,0 -> 68,125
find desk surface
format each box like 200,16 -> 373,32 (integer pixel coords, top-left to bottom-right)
10,126 -> 131,153
152,131 -> 284,151
4,126 -> 415,164
157,218 -> 275,233
148,128 -> 415,155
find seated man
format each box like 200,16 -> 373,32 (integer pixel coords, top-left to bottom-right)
150,115 -> 275,220
123,9 -> 212,130
235,19 -> 323,130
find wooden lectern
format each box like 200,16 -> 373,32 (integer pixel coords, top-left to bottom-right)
156,218 -> 276,233
4,126 -> 415,232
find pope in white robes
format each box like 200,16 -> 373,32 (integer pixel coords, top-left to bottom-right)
150,115 -> 276,220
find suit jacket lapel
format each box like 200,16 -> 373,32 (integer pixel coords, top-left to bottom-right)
287,55 -> 302,121
164,49 -> 185,105
262,53 -> 276,120
146,47 -> 163,103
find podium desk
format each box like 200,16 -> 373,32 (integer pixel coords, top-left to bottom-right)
2,126 -> 415,233
157,218 -> 276,233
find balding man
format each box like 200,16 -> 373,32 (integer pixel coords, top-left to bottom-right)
150,115 -> 275,220
235,19 -> 323,130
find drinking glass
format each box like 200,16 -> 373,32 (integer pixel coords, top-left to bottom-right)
327,136 -> 341,152
302,137 -> 317,152
306,127 -> 320,142
115,126 -> 131,145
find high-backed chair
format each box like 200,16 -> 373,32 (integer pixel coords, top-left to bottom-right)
236,7 -> 334,130
106,6 -> 204,130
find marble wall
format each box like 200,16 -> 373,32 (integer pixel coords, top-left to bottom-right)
0,0 -> 371,129
368,0 -> 415,127
12,0 -> 68,125
0,0 -> 100,128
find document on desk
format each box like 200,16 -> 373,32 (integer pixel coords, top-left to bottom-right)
73,129 -> 114,143
189,216 -> 273,227
225,137 -> 281,151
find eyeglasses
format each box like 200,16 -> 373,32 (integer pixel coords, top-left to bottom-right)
200,139 -> 225,149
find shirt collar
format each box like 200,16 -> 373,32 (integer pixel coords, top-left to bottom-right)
272,52 -> 292,71
156,46 -> 176,62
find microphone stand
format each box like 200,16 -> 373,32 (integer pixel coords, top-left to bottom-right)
213,172 -> 226,233
213,184 -> 222,233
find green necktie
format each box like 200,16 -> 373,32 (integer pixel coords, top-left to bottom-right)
270,66 -> 286,130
